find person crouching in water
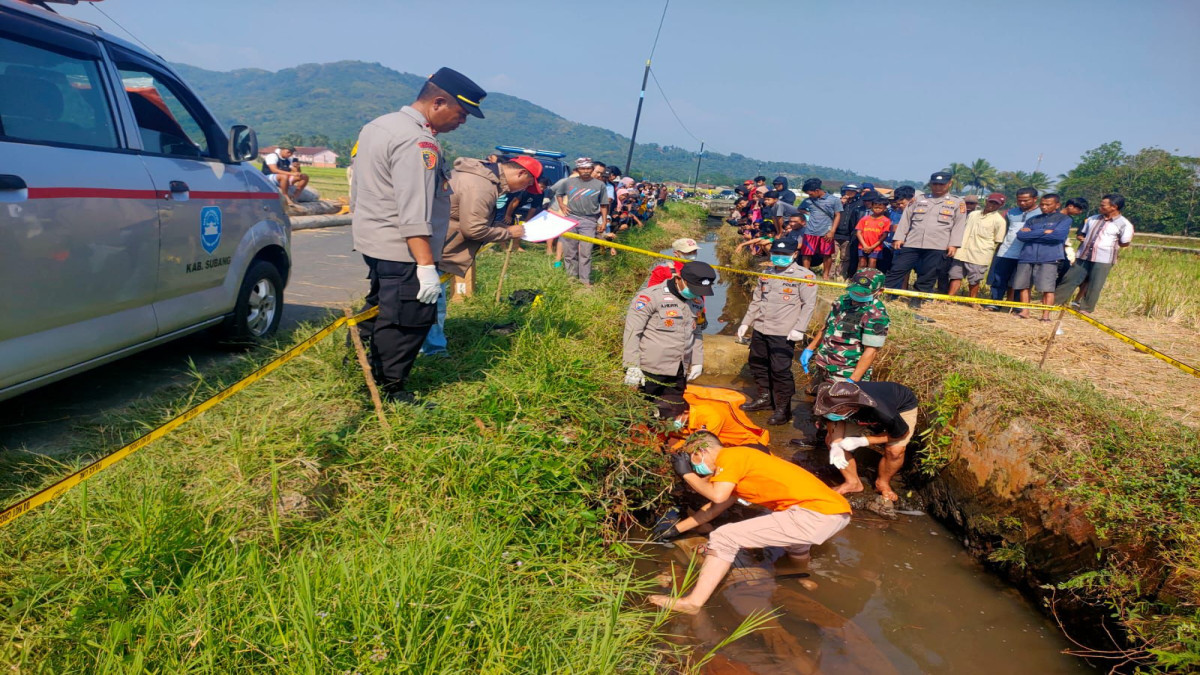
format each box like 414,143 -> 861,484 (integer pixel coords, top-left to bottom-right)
815,380 -> 919,502
649,432 -> 851,613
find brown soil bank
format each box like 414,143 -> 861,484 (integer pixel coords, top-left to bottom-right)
876,310 -> 1200,673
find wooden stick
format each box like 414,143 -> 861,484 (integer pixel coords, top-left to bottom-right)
344,308 -> 390,430
494,239 -> 517,303
1038,307 -> 1068,370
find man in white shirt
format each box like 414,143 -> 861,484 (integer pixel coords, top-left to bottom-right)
1054,194 -> 1134,312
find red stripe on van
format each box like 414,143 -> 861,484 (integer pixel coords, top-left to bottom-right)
26,188 -> 280,201
28,187 -> 161,199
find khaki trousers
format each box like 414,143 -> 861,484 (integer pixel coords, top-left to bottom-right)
707,506 -> 850,563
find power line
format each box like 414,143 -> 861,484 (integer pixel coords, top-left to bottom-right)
648,0 -> 670,61
91,3 -> 158,56
648,68 -> 704,147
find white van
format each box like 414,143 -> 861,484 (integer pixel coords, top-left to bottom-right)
0,0 -> 291,401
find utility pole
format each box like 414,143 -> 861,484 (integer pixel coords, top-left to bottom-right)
692,142 -> 704,190
624,0 -> 670,178
624,59 -> 651,178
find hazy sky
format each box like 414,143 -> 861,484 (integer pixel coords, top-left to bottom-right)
58,0 -> 1200,181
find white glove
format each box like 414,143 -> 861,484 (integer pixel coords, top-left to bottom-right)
787,330 -> 804,342
624,366 -> 645,387
415,265 -> 442,304
840,436 -> 870,451
687,363 -> 703,381
828,444 -> 850,470
737,325 -> 749,340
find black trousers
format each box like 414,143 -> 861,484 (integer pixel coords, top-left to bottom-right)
641,365 -> 687,418
357,255 -> 438,393
885,247 -> 948,302
748,330 -> 795,405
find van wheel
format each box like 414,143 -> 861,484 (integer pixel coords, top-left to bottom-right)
219,260 -> 283,345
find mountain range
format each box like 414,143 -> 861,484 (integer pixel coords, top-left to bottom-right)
174,60 -> 909,186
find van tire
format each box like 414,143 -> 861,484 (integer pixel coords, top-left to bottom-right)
218,260 -> 284,345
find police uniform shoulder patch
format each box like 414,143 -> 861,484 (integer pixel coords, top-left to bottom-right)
421,149 -> 437,170
634,294 -> 650,310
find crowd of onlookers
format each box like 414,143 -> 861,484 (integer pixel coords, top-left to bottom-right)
725,174 -> 1134,316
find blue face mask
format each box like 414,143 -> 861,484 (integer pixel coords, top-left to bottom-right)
672,418 -> 685,430
691,459 -> 714,476
680,287 -> 698,300
771,255 -> 793,268
825,413 -> 848,421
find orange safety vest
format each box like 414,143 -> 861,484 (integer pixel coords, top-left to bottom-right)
675,385 -> 770,448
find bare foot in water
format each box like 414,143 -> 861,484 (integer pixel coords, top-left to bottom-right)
835,480 -> 864,496
875,480 -> 899,502
649,594 -> 702,614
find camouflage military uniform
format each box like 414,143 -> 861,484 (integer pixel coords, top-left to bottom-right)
812,295 -> 890,382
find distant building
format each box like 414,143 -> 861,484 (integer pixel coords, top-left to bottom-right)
260,145 -> 339,168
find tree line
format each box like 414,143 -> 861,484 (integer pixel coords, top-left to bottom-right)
942,142 -> 1199,236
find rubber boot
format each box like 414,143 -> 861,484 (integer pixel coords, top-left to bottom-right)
766,400 -> 793,426
740,391 -> 772,412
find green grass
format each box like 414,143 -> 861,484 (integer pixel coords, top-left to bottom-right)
0,203 -> 707,673
1097,247 -> 1200,328
302,166 -> 349,200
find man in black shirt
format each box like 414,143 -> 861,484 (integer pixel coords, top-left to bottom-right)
813,380 -> 919,502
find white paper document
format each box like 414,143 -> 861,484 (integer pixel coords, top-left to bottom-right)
520,210 -> 578,242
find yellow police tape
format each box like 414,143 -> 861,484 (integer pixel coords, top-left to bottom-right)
0,306 -> 380,529
560,231 -> 1199,376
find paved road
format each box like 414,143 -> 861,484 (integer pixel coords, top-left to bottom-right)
0,226 -> 364,455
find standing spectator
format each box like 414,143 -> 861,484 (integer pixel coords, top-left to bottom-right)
834,183 -> 864,280
885,171 -> 968,310
351,67 -> 485,403
962,194 -> 979,213
1056,197 -> 1089,283
799,178 -> 843,279
1054,194 -> 1133,313
948,192 -> 1008,300
772,176 -> 797,205
1012,194 -> 1072,320
557,158 -> 610,286
880,186 -> 915,275
855,194 -> 892,270
754,176 -> 768,190
986,187 -> 1041,309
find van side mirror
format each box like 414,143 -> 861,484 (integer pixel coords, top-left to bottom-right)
228,125 -> 258,162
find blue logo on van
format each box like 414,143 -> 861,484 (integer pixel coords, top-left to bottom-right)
200,206 -> 222,254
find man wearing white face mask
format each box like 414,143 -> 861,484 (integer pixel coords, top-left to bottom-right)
645,238 -> 700,288
737,239 -> 818,426
623,262 -> 716,418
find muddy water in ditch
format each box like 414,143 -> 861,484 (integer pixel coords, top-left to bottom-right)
640,232 -> 1093,674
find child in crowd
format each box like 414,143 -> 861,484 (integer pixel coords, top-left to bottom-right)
855,195 -> 891,269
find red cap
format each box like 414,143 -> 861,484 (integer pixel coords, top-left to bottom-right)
986,192 -> 1006,204
509,155 -> 544,193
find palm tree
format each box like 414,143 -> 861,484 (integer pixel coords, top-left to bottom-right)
1027,171 -> 1053,192
966,158 -> 999,195
947,162 -> 970,193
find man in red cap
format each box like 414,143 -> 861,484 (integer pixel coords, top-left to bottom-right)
948,192 -> 1008,300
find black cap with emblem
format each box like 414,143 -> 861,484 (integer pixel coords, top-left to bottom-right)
428,67 -> 487,118
929,171 -> 953,184
680,261 -> 717,297
772,238 -> 798,255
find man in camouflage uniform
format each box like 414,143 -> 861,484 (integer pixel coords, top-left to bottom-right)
800,269 -> 890,391
623,262 -> 718,418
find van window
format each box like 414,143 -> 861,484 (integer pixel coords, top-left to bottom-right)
116,66 -> 211,158
0,35 -> 118,149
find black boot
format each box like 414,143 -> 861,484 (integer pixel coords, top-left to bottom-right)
740,391 -> 772,412
766,400 -> 793,426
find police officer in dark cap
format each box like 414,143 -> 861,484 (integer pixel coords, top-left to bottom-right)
737,239 -> 818,425
885,171 -> 967,312
351,67 -> 487,403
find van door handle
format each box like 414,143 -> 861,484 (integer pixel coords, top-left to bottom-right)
0,174 -> 27,191
169,181 -> 190,193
